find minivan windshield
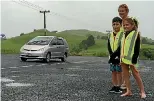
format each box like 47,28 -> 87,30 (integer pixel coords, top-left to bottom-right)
27,37 -> 53,45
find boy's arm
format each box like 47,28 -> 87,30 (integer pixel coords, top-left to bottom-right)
107,39 -> 113,56
111,45 -> 120,58
132,33 -> 140,64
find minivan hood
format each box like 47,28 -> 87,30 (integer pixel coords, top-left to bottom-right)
22,45 -> 47,50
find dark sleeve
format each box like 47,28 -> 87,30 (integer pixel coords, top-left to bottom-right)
132,34 -> 140,64
107,39 -> 113,56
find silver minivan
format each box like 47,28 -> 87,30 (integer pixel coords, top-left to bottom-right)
19,36 -> 69,62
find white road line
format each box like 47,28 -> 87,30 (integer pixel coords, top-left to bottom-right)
11,71 -> 20,73
11,76 -> 20,78
21,65 -> 33,67
1,68 -> 5,70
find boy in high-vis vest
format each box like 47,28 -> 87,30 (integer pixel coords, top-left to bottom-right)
108,17 -> 123,93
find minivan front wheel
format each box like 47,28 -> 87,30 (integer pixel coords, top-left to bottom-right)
21,57 -> 27,62
61,53 -> 67,62
43,53 -> 51,63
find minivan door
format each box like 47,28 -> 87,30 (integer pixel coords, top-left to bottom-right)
49,38 -> 59,57
57,39 -> 65,57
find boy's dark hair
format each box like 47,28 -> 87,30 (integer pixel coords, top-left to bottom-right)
112,17 -> 122,25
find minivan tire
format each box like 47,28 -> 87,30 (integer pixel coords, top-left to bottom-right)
61,53 -> 67,62
43,53 -> 51,63
21,57 -> 27,62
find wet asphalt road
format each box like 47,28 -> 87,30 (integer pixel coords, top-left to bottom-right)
1,54 -> 154,101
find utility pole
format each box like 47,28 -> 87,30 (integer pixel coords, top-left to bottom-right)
40,10 -> 50,36
106,30 -> 112,34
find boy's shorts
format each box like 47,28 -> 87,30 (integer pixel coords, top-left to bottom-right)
110,64 -> 122,72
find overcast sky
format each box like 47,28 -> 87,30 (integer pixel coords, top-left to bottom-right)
1,0 -> 154,39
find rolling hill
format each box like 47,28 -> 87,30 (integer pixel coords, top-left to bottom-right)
1,29 -> 154,59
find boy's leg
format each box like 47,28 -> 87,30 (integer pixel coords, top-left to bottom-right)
114,65 -> 123,93
117,72 -> 122,86
120,63 -> 132,96
112,71 -> 117,86
130,65 -> 146,98
109,64 -> 117,93
116,65 -> 122,86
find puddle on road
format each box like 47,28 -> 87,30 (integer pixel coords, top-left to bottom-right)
36,64 -> 47,66
58,63 -> 67,64
65,74 -> 80,77
6,83 -> 34,87
73,61 -> 88,64
11,71 -> 20,73
8,67 -> 18,69
72,66 -> 81,68
1,78 -> 15,82
1,68 -> 5,70
11,76 -> 20,78
21,65 -> 33,67
68,68 -> 89,71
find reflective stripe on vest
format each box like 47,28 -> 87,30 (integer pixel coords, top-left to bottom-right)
109,31 -> 123,52
125,31 -> 138,60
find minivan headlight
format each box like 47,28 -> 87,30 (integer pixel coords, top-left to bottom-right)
38,48 -> 46,51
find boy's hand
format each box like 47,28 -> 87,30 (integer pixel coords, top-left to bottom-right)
108,56 -> 114,63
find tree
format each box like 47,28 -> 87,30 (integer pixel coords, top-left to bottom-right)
20,33 -> 24,36
86,35 -> 95,47
34,29 -> 36,32
101,36 -> 108,40
141,37 -> 148,44
97,35 -> 100,39
79,40 -> 88,50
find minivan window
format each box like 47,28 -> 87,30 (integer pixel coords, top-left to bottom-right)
57,39 -> 64,45
50,39 -> 57,45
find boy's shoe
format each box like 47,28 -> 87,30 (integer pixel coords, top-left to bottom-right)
109,86 -> 116,93
114,86 -> 123,93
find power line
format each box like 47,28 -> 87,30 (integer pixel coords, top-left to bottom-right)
19,0 -> 44,10
11,0 -> 103,31
11,0 -> 40,11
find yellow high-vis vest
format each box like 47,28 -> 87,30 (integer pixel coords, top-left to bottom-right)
109,31 -> 123,52
121,30 -> 139,65
120,26 -> 124,32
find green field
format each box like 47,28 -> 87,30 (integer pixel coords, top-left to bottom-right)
1,29 -> 154,59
